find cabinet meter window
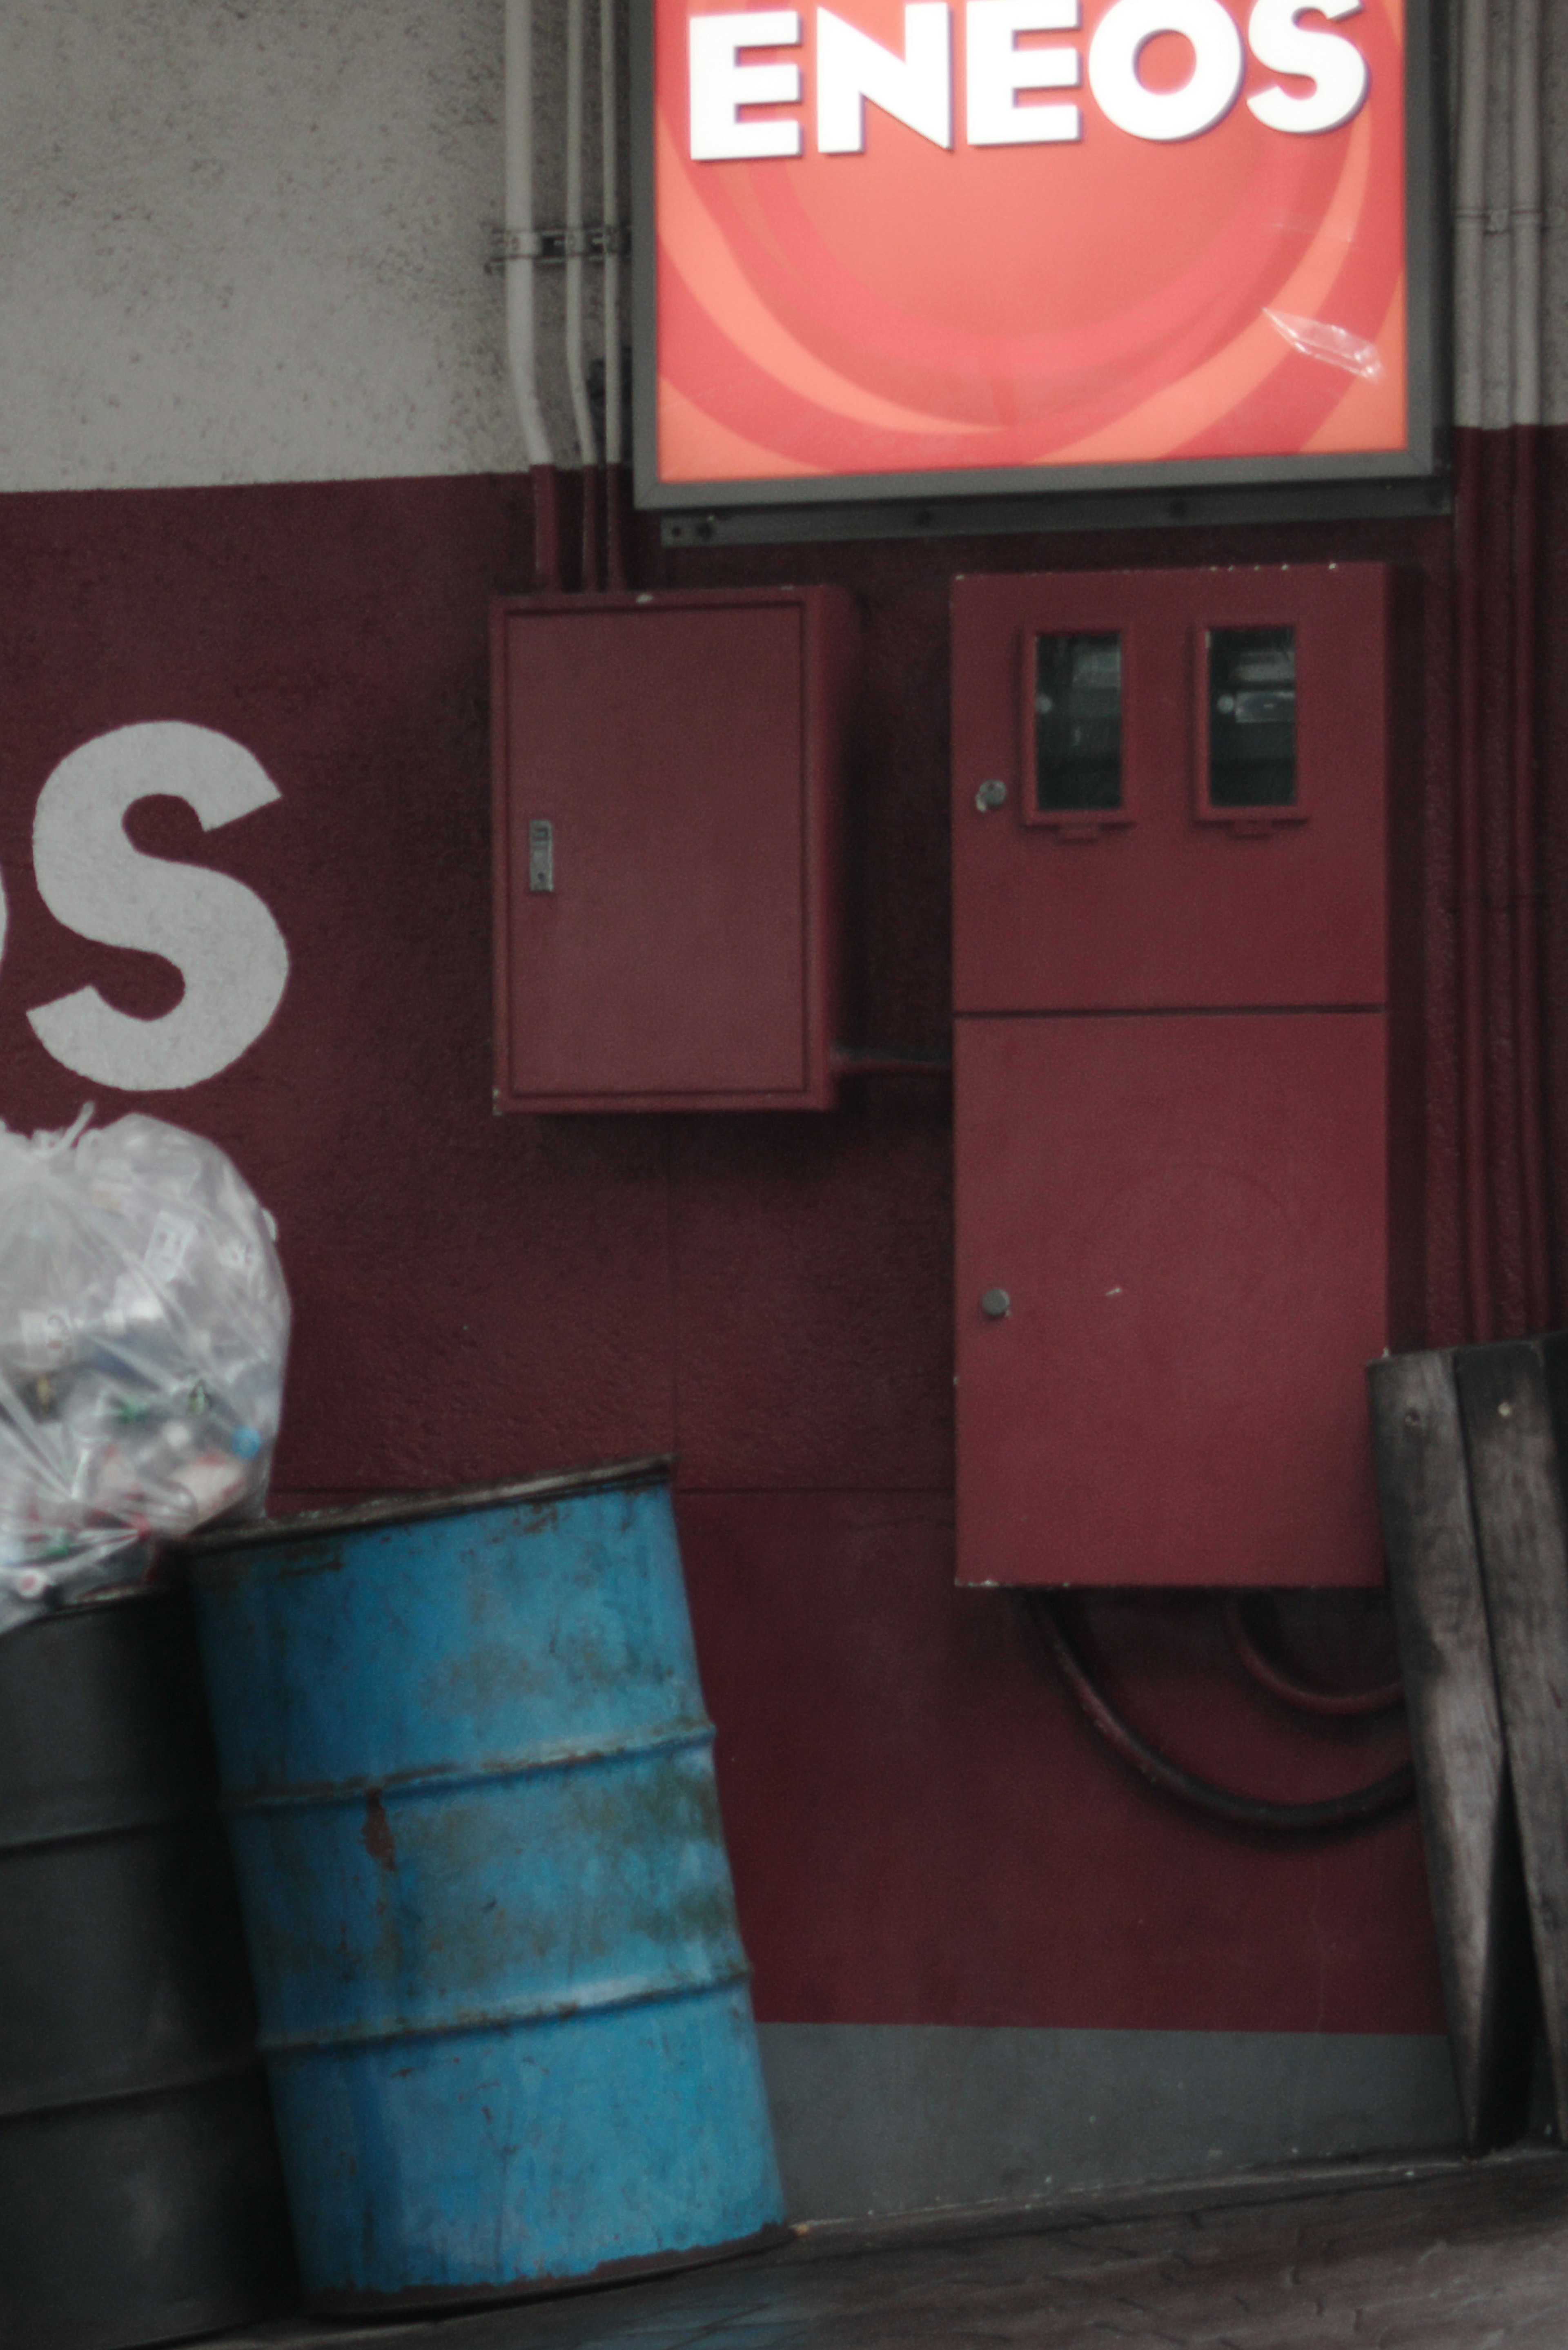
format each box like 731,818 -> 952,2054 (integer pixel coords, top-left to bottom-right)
1035,634 -> 1123,814
1207,627 -> 1297,808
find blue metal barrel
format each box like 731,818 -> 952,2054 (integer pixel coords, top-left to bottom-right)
183,1458 -> 784,2314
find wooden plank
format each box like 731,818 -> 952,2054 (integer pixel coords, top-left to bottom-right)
1453,1335 -> 1568,2131
1368,1348 -> 1535,2152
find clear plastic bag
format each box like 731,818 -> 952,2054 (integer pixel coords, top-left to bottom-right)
0,1108 -> 290,1636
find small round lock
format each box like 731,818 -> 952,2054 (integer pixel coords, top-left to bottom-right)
974,779 -> 1007,813
979,1287 -> 1011,1320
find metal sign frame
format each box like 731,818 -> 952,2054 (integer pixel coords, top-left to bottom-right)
632,0 -> 1443,523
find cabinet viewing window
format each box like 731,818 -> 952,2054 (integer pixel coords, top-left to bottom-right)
1207,627 -> 1297,809
1034,634 -> 1124,815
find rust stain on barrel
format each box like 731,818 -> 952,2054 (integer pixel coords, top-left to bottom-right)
361,1793 -> 397,1871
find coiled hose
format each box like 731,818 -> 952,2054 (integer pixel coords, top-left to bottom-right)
1028,1592 -> 1414,1833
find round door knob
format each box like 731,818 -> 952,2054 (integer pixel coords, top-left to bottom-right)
979,1287 -> 1011,1319
974,779 -> 1007,813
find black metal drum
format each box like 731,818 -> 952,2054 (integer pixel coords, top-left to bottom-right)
0,1588 -> 297,2350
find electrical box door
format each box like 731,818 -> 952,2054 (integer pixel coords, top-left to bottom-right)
492,588 -> 853,1112
952,565 -> 1399,1587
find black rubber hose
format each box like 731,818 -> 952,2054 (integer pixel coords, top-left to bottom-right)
1029,1594 -> 1415,1833
1222,1594 -> 1404,1718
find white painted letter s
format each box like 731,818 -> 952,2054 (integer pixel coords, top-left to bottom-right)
29,722 -> 289,1091
1247,0 -> 1368,132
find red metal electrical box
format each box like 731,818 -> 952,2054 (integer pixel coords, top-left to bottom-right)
952,565 -> 1401,1588
492,587 -> 853,1112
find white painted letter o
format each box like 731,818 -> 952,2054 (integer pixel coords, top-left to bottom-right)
1089,0 -> 1244,139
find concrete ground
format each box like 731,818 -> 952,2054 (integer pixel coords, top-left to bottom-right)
216,2148 -> 1568,2350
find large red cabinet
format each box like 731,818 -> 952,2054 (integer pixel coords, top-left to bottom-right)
952,565 -> 1402,1588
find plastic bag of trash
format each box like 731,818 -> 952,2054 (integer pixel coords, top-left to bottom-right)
0,1108 -> 289,1636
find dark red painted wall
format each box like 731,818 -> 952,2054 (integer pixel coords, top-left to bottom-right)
0,472 -> 1478,2034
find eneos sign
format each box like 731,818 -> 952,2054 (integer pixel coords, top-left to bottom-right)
635,0 -> 1430,504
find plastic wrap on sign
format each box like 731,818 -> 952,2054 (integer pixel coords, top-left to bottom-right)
0,1110 -> 290,1636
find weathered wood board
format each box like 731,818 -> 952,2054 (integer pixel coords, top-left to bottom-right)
1453,1337 -> 1568,2133
1368,1347 -> 1536,2152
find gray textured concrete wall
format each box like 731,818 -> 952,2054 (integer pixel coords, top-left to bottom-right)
1461,0 -> 1568,426
0,0 -> 601,490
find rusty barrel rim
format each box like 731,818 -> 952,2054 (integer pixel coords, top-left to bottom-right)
305,2221 -> 796,2318
176,1453 -> 674,1554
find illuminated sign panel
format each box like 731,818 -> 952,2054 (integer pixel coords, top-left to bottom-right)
634,0 -> 1433,506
